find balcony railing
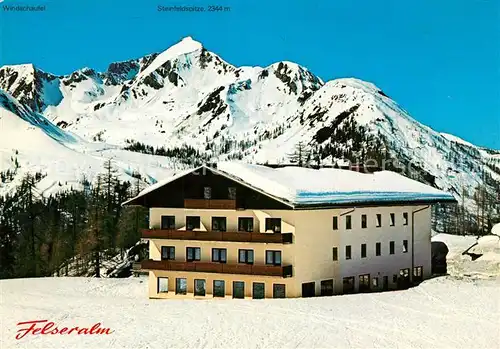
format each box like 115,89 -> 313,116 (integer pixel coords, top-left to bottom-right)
142,229 -> 293,244
184,199 -> 236,210
141,259 -> 293,277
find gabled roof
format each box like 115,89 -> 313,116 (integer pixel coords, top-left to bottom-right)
123,162 -> 456,208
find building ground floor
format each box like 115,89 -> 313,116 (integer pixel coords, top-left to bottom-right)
146,265 -> 426,299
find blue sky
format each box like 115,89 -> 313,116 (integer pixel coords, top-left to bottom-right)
1,0 -> 499,149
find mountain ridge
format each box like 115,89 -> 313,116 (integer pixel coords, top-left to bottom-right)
1,37 -> 499,220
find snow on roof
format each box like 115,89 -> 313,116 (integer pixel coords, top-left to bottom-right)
216,162 -> 455,206
124,162 -> 455,207
122,166 -> 202,206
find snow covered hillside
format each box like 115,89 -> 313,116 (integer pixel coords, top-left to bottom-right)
0,89 -> 187,196
0,276 -> 498,348
1,36 -> 499,205
1,234 -> 499,349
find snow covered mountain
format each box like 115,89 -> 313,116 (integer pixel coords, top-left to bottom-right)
1,36 -> 498,209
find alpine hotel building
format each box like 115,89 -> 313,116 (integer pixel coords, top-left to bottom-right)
124,162 -> 455,299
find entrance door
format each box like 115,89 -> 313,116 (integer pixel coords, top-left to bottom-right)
383,276 -> 389,291
302,282 -> 315,297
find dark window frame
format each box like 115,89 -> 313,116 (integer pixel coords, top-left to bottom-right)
265,250 -> 282,266
403,239 -> 408,253
228,186 -> 237,200
186,216 -> 201,231
211,216 -> 227,232
212,248 -> 227,263
361,243 -> 367,258
252,282 -> 265,299
175,278 -> 187,295
332,216 -> 338,230
389,241 -> 395,255
160,215 -> 175,230
345,245 -> 352,260
375,242 -> 381,256
213,280 -> 225,297
238,249 -> 254,264
265,218 -> 281,233
332,247 -> 338,261
233,281 -> 245,299
345,215 -> 352,230
238,217 -> 254,232
403,212 -> 409,226
203,186 -> 211,199
320,279 -> 334,296
359,274 -> 370,292
186,247 -> 201,262
273,284 -> 286,298
376,214 -> 382,227
161,246 -> 175,260
390,213 -> 395,226
361,214 -> 367,229
157,277 -> 169,293
343,277 -> 355,294
194,279 -> 206,296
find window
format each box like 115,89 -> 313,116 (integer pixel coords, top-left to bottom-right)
175,278 -> 187,295
213,280 -> 225,297
157,277 -> 168,293
212,248 -> 227,263
332,216 -> 338,230
376,214 -> 382,227
403,240 -> 408,253
273,284 -> 286,298
345,215 -> 352,230
233,281 -> 245,299
161,246 -> 175,260
211,217 -> 227,232
238,249 -> 254,264
320,279 -> 334,296
238,217 -> 254,232
265,250 -> 282,266
361,244 -> 367,258
302,282 -> 315,297
361,214 -> 367,229
413,266 -> 423,282
389,241 -> 395,255
375,242 -> 381,256
372,277 -> 379,288
359,274 -> 370,292
161,215 -> 175,230
265,218 -> 281,233
400,268 -> 410,278
186,247 -> 201,262
203,186 -> 211,199
345,245 -> 352,260
186,216 -> 200,231
252,282 -> 265,299
228,187 -> 237,200
403,212 -> 408,226
194,279 -> 206,296
343,277 -> 355,294
390,213 -> 395,226
393,275 -> 398,283
332,247 -> 338,261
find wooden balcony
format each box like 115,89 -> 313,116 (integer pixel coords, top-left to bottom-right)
141,259 -> 293,277
142,229 -> 293,244
184,199 -> 236,210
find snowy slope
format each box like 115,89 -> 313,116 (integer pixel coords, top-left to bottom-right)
0,89 -> 182,196
1,275 -> 499,348
0,37 -> 498,205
